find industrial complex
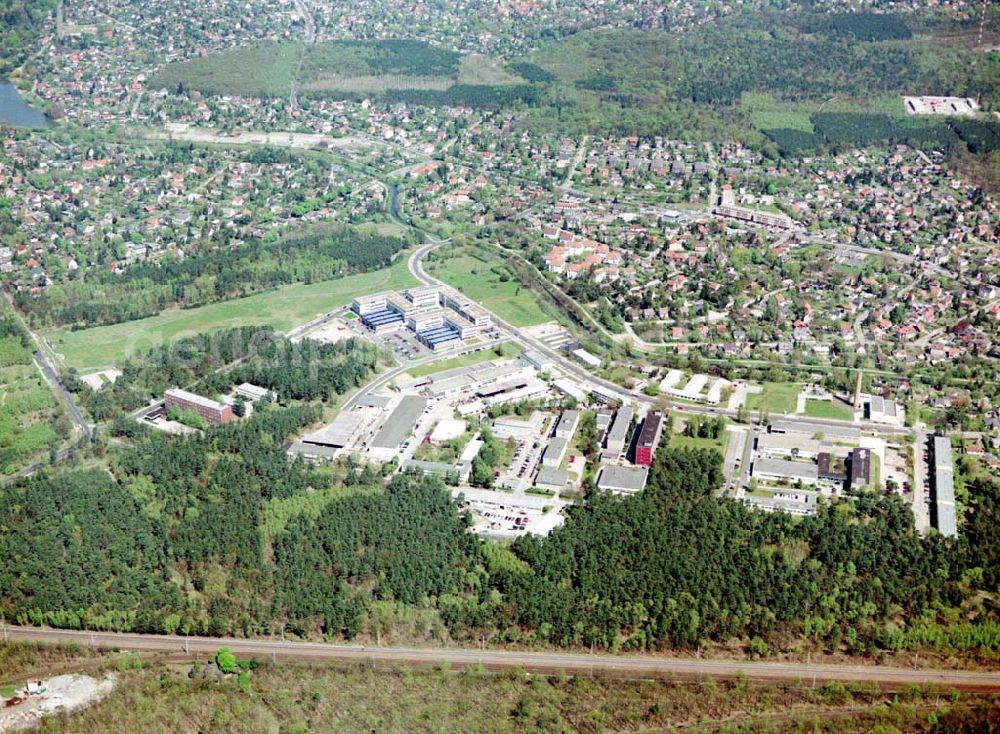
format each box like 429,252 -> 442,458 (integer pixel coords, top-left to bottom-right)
283,336 -> 673,538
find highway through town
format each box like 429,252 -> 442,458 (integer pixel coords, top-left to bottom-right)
2,626 -> 998,692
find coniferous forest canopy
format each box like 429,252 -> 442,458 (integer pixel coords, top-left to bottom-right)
518,15 -> 1000,149
61,326 -> 381,421
0,3 -> 999,718
2,414 -> 999,658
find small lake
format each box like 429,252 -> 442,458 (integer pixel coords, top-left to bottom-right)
0,83 -> 52,128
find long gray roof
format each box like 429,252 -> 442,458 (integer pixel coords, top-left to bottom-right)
754,457 -> 819,481
607,406 -> 633,444
596,465 -> 648,493
933,435 -> 957,537
372,396 -> 427,449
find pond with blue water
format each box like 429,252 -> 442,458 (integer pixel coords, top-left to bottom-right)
0,83 -> 52,128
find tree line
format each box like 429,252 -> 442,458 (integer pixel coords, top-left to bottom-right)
2,411 -> 999,658
17,225 -> 411,329
764,113 -> 979,157
64,327 -> 380,421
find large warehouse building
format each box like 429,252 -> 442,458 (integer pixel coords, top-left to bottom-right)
370,396 -> 428,458
932,436 -> 957,538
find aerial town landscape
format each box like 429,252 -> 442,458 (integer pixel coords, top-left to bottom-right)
0,0 -> 999,730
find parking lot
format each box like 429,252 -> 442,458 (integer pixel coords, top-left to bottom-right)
500,436 -> 547,491
453,486 -> 566,539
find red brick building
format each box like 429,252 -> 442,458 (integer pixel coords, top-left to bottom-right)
165,388 -> 232,425
634,412 -> 664,467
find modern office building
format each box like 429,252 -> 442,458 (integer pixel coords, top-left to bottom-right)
405,285 -> 442,308
351,292 -> 391,315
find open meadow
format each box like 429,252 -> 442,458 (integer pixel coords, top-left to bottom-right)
744,382 -> 801,415
0,328 -> 64,474
45,258 -> 417,370
423,247 -> 549,328
804,398 -> 855,421
12,652 -> 996,734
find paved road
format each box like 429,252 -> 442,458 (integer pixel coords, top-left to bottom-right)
33,349 -> 89,438
0,289 -> 91,442
912,428 -> 931,533
409,242 -> 641,406
721,427 -> 746,492
2,627 -> 997,691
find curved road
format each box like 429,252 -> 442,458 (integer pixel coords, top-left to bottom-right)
2,626 -> 997,691
408,241 -> 649,408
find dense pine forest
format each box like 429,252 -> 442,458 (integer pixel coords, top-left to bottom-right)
1,406 -> 998,658
520,10 -> 999,152
62,327 -> 381,421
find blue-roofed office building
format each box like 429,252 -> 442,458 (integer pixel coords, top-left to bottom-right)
417,324 -> 461,351
360,307 -> 405,333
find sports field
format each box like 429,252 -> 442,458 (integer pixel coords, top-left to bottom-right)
45,259 -> 417,370
425,250 -> 549,328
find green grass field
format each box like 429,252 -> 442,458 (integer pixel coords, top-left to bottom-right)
669,432 -> 729,454
669,415 -> 730,455
741,91 -> 906,133
46,258 -> 417,370
744,382 -> 800,415
151,42 -> 301,97
0,361 -> 61,474
803,399 -> 854,421
407,341 -> 522,378
424,249 -> 549,328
